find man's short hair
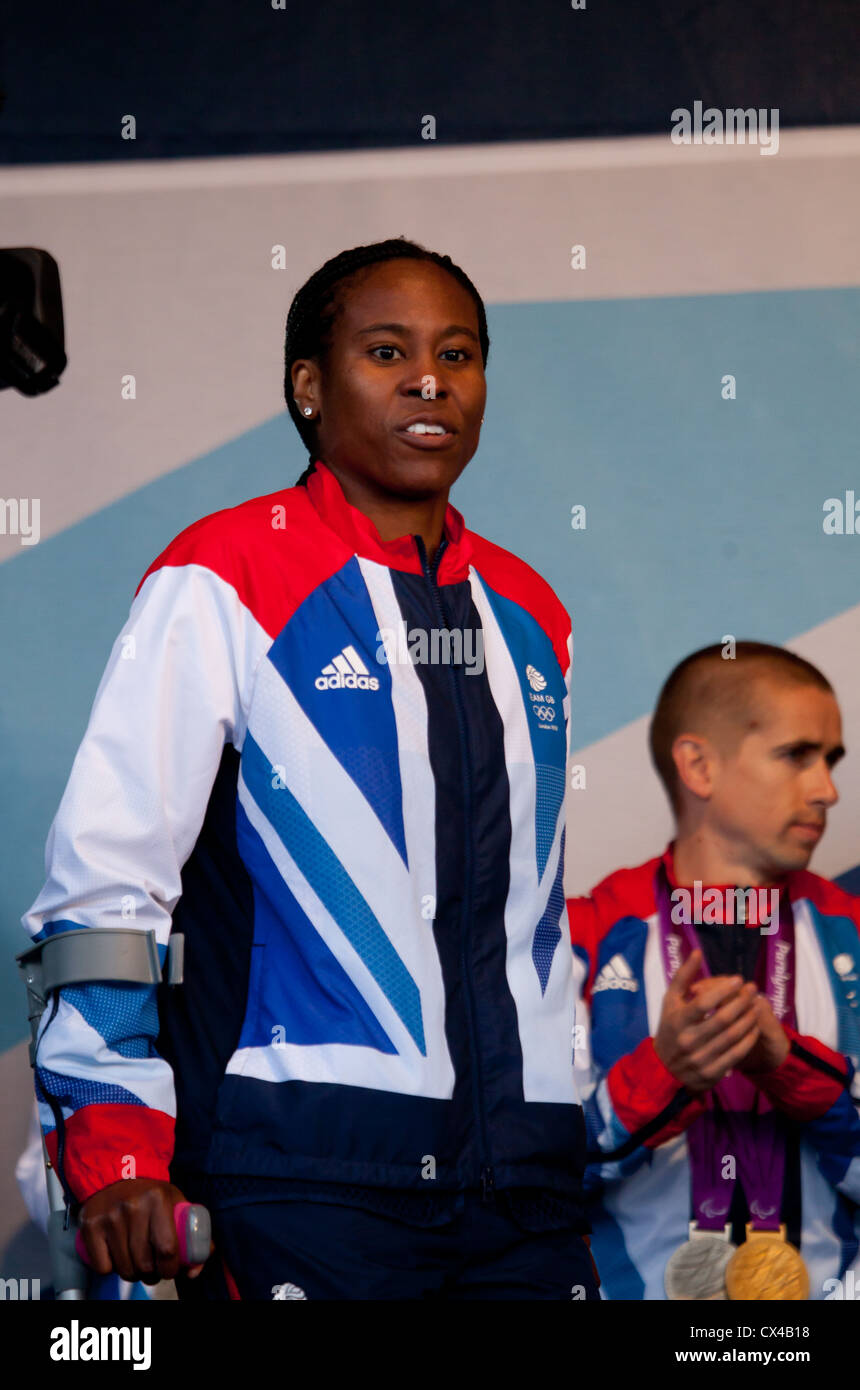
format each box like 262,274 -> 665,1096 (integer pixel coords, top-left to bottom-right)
648,641 -> 834,816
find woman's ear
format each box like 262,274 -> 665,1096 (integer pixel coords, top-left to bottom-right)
294,358 -> 325,411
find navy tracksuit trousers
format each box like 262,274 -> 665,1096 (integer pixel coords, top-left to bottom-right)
175,1192 -> 601,1302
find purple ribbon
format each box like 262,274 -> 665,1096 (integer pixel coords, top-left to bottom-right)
655,863 -> 796,1231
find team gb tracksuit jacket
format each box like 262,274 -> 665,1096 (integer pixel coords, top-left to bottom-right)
22,456 -> 586,1215
569,846 -> 860,1298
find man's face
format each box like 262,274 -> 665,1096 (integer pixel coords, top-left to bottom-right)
707,681 -> 844,876
298,259 -> 487,501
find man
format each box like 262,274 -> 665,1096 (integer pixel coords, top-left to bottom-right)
569,641 -> 860,1300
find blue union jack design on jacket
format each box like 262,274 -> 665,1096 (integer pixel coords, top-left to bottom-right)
568,845 -> 860,1299
22,458 -> 584,1209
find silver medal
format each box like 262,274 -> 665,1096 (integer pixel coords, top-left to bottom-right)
664,1223 -> 737,1300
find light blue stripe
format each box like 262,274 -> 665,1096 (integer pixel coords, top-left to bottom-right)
241,728 -> 426,1053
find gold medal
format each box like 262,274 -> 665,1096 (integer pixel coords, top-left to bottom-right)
725,1223 -> 809,1300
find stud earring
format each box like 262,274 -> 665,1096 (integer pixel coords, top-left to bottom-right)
303,407 -> 313,417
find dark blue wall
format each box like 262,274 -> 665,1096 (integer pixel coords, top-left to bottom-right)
2,0 -> 858,164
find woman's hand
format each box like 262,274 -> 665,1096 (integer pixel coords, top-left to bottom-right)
79,1178 -> 211,1284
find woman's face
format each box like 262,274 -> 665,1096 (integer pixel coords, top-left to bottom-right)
296,259 -> 487,499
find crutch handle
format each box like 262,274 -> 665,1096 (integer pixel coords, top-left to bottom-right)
75,1200 -> 211,1270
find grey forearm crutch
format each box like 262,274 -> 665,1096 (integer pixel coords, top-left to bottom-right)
16,927 -> 209,1298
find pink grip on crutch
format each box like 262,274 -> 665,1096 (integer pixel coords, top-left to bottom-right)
75,1200 -> 211,1270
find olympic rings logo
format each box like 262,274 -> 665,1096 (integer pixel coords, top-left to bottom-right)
534,704 -> 556,722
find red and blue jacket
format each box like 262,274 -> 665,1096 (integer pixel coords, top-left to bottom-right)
568,844 -> 860,1299
22,458 -> 584,1212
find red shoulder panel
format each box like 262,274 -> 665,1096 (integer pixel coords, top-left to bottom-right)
791,869 -> 860,933
134,485 -> 353,640
566,895 -> 601,975
589,856 -> 662,939
467,530 -> 572,678
568,854 -> 662,993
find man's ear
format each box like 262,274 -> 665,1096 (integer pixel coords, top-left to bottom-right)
671,732 -> 717,804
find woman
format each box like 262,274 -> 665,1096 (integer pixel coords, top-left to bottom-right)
24,237 -> 599,1299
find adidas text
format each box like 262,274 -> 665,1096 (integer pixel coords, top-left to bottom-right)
593,954 -> 639,992
316,644 -> 379,691
315,671 -> 380,691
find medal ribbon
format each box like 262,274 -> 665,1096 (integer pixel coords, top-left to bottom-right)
655,863 -> 796,1232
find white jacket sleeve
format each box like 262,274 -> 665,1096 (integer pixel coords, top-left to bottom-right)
20,556 -> 268,1203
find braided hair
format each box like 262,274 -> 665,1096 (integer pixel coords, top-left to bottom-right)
284,237 -> 490,487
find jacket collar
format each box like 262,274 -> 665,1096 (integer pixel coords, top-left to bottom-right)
304,457 -> 473,582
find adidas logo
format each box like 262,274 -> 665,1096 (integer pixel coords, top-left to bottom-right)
592,954 -> 639,993
315,644 -> 380,692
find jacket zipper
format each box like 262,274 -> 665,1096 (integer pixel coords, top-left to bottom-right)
413,532 -> 495,1201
